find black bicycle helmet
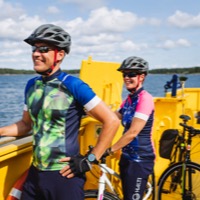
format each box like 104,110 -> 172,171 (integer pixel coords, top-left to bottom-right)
117,56 -> 149,74
24,24 -> 71,54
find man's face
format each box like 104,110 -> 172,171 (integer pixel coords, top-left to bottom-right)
31,42 -> 56,73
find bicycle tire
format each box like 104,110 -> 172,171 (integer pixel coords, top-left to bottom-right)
158,162 -> 200,200
84,189 -> 120,200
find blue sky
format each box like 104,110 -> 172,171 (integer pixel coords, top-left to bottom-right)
0,0 -> 200,70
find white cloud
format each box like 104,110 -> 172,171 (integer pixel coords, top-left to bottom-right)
0,0 -> 199,70
57,7 -> 152,59
47,6 -> 60,14
0,49 -> 24,56
76,33 -> 122,46
58,0 -> 106,10
120,40 -> 148,51
0,15 -> 46,40
63,7 -> 147,37
176,38 -> 191,47
148,18 -> 161,26
86,7 -> 145,33
158,38 -> 191,49
0,0 -> 24,19
0,40 -> 29,59
168,10 -> 200,28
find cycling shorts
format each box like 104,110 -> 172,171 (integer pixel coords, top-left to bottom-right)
21,165 -> 86,200
119,156 -> 154,200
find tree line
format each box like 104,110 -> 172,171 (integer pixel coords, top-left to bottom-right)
0,68 -> 79,74
0,67 -> 200,75
150,66 -> 200,74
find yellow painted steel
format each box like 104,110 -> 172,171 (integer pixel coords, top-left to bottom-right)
0,56 -> 200,200
153,89 -> 200,180
79,56 -> 124,197
0,136 -> 32,200
79,56 -> 123,110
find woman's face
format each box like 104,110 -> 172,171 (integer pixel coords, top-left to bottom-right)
122,70 -> 145,92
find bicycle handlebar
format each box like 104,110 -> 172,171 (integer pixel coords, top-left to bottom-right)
179,122 -> 200,136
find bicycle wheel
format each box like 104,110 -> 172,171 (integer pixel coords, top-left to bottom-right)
143,173 -> 155,200
158,162 -> 200,200
84,189 -> 120,200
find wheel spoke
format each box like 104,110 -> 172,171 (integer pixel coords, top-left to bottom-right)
158,163 -> 200,200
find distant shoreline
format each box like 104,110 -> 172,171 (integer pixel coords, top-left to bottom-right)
0,68 -> 79,75
0,67 -> 200,74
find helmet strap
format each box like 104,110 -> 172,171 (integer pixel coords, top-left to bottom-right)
36,49 -> 58,76
128,88 -> 136,93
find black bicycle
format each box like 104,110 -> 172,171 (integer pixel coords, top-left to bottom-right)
157,115 -> 200,200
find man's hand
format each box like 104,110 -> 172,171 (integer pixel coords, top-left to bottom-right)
59,155 -> 91,178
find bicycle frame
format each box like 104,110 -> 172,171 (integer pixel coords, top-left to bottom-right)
97,163 -> 121,200
174,135 -> 185,162
93,162 -> 154,200
170,129 -> 187,165
180,125 -> 194,198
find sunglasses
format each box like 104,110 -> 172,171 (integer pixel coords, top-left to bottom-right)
32,46 -> 55,53
122,72 -> 138,78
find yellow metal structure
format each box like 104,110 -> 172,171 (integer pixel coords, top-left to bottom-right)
153,91 -> 200,179
0,136 -> 32,199
79,56 -> 124,195
79,56 -> 123,111
0,56 -> 200,200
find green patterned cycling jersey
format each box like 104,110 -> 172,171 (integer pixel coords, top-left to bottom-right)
24,70 -> 100,171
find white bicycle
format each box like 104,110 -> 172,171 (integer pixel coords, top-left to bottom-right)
84,146 -> 155,200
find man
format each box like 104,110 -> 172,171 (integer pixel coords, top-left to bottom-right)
107,56 -> 155,200
0,24 -> 119,200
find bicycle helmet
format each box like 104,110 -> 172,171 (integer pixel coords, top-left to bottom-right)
24,24 -> 71,54
117,56 -> 149,75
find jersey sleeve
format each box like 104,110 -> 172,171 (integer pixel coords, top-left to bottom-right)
60,74 -> 101,111
23,77 -> 39,111
134,91 -> 154,121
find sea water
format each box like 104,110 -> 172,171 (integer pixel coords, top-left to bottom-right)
0,74 -> 199,126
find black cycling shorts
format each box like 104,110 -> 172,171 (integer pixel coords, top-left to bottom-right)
119,156 -> 154,200
21,165 -> 86,200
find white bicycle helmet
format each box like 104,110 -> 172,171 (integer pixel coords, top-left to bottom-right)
118,56 -> 149,75
24,24 -> 71,54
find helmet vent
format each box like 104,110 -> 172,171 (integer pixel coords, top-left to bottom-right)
24,24 -> 71,53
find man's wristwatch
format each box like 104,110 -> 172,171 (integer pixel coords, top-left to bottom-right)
87,153 -> 98,164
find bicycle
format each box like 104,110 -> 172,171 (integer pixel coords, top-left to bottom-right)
157,114 -> 200,200
84,146 -> 155,200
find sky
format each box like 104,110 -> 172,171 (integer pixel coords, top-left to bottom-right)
0,0 -> 200,70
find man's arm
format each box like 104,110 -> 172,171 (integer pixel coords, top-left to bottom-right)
86,101 -> 120,160
59,100 -> 120,178
0,110 -> 32,137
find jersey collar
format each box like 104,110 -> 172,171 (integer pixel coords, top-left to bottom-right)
42,69 -> 62,83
